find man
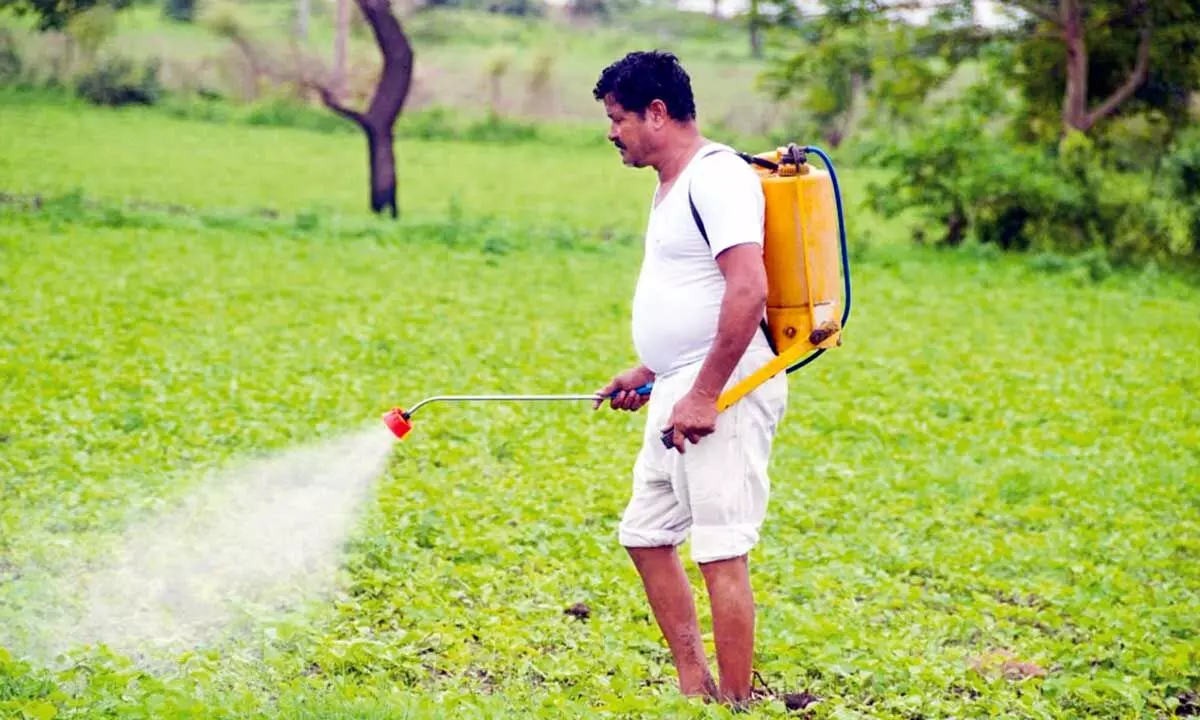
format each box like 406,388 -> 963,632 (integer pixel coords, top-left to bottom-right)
590,50 -> 789,707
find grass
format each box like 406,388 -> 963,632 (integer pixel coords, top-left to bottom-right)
1,97 -> 1199,719
0,90 -> 891,239
0,89 -> 653,233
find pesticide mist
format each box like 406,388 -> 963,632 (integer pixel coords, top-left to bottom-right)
3,425 -> 396,665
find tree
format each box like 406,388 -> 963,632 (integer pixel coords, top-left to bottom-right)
308,0 -> 415,218
758,7 -> 955,148
993,0 -> 1196,141
0,0 -> 130,31
748,0 -> 763,57
745,0 -> 803,60
999,0 -> 1200,137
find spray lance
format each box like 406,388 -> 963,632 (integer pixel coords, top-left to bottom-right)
381,144 -> 852,445
382,384 -> 653,439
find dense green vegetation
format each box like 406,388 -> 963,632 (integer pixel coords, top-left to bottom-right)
2,91 -> 1198,717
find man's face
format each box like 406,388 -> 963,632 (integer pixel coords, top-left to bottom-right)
603,95 -> 654,168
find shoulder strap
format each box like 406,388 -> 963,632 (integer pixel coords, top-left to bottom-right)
687,146 -> 778,356
687,147 -> 728,248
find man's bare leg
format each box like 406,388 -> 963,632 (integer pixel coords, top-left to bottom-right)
626,546 -> 718,698
699,554 -> 755,706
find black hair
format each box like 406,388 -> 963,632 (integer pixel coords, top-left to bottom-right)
592,50 -> 697,121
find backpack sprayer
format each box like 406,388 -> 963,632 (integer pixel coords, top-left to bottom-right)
381,143 -> 851,443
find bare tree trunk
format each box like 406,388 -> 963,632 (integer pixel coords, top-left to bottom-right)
367,125 -> 397,215
748,0 -> 762,58
296,0 -> 309,40
315,0 -> 414,218
1060,0 -> 1088,132
334,0 -> 349,97
823,71 -> 863,149
945,207 -> 968,246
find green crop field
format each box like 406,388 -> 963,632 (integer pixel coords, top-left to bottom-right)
1,95 -> 1199,719
0,90 -> 893,239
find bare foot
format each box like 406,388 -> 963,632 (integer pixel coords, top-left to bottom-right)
680,673 -> 719,701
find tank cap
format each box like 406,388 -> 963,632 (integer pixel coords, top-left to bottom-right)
783,144 -> 807,167
775,144 -> 808,176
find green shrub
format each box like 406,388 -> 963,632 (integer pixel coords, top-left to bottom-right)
74,55 -> 163,107
163,0 -> 196,21
862,89 -> 1198,267
862,108 -> 1082,251
1093,110 -> 1175,173
0,30 -> 22,86
1055,130 -> 1195,264
242,95 -> 352,134
66,4 -> 118,64
462,112 -> 539,143
1162,125 -> 1200,200
1160,125 -> 1200,249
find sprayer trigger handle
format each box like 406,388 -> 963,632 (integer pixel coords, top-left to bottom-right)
606,382 -> 653,398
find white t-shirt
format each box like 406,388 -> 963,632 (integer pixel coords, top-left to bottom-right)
631,143 -> 770,378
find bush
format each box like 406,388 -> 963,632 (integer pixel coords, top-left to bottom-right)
66,4 -> 118,63
163,0 -> 197,22
242,95 -> 352,134
1052,130 -> 1194,263
862,108 -> 1083,251
862,87 -> 1198,267
1092,110 -> 1175,173
0,31 -> 22,86
75,55 -> 163,106
1160,126 -> 1200,254
1162,126 -> 1200,200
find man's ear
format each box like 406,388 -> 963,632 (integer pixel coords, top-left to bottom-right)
647,99 -> 669,128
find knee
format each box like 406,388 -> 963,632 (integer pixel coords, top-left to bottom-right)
689,524 -> 759,566
619,523 -> 688,552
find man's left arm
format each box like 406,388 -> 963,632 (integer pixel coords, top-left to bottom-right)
691,246 -> 767,401
662,246 -> 767,452
662,161 -> 766,452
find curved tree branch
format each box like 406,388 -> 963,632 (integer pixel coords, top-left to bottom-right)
313,82 -> 368,127
1084,24 -> 1152,128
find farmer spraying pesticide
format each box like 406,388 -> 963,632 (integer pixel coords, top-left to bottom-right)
590,50 -> 788,708
381,47 -> 850,713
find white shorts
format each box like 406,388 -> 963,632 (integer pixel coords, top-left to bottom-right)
618,346 -> 788,564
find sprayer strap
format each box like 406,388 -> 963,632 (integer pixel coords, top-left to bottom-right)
688,148 -> 777,356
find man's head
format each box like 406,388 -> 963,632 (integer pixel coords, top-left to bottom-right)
593,51 -> 697,169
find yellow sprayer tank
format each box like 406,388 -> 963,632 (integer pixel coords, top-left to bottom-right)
708,143 -> 851,416
755,146 -> 844,353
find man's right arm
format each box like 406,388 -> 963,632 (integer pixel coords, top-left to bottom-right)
593,364 -> 655,411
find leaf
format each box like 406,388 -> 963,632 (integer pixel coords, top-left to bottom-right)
22,701 -> 57,720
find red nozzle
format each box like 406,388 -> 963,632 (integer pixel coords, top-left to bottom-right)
382,408 -> 412,438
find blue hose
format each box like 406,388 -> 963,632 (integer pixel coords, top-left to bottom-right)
784,145 -> 852,375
